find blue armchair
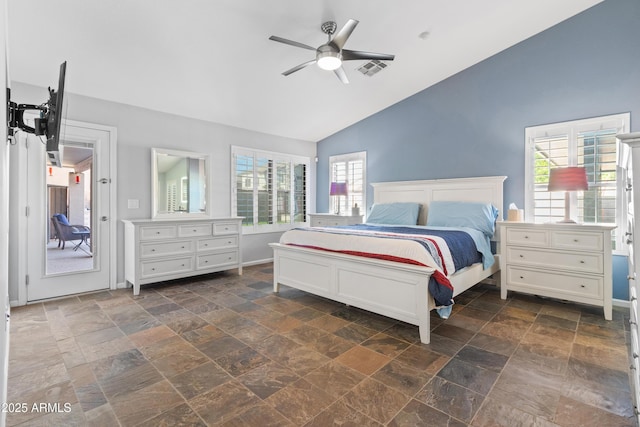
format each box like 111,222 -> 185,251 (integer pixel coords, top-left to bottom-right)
51,213 -> 91,251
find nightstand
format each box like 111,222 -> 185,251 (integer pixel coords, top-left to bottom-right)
498,221 -> 614,320
308,213 -> 363,227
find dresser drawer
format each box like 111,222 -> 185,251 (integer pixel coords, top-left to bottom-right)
139,225 -> 177,240
178,223 -> 212,237
506,266 -> 602,299
214,222 -> 240,234
631,286 -> 638,326
506,247 -> 602,274
141,256 -> 193,278
312,218 -> 343,226
140,240 -> 193,258
197,236 -> 238,251
551,231 -> 603,252
197,251 -> 238,269
505,228 -> 549,247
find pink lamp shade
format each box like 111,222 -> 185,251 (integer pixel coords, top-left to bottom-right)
329,182 -> 348,196
547,166 -> 588,223
547,167 -> 588,192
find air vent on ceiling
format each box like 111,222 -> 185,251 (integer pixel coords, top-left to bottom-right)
356,60 -> 388,77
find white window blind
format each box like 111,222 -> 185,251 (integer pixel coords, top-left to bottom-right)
329,151 -> 366,215
525,113 -> 629,252
232,146 -> 309,233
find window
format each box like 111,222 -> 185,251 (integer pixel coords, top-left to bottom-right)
525,113 -> 629,252
232,146 -> 310,233
329,151 -> 366,215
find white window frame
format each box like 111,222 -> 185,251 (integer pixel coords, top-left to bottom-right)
232,146 -> 310,234
524,113 -> 630,254
329,151 -> 367,216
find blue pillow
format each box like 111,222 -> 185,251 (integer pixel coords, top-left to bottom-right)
54,213 -> 70,226
366,202 -> 421,225
426,201 -> 499,237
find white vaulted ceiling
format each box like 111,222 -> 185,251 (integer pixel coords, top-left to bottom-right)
7,0 -> 603,142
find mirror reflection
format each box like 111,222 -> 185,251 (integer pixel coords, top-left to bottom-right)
152,148 -> 210,219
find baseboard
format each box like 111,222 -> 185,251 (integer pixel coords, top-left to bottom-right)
243,258 -> 273,267
613,298 -> 630,309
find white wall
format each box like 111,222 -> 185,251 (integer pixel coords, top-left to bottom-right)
9,81 -> 317,294
1,0 -> 11,422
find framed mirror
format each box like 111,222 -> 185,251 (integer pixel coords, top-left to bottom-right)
151,148 -> 211,219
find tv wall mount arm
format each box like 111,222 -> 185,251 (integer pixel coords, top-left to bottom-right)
6,87 -> 49,139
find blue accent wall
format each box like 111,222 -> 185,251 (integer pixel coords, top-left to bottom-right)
316,0 -> 640,301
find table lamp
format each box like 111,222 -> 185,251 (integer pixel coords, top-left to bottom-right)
330,182 -> 348,215
547,166 -> 588,223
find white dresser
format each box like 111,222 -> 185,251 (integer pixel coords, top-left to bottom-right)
498,221 -> 614,320
123,218 -> 243,295
309,213 -> 363,227
618,132 -> 640,423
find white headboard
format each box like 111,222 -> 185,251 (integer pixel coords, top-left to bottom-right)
370,176 -> 507,226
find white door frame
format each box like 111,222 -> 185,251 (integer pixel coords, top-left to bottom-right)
11,118 -> 117,306
1,0 -> 11,421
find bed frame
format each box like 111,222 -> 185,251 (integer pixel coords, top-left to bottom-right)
270,175 -> 507,344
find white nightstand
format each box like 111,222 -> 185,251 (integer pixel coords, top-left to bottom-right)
498,221 -> 614,320
309,213 -> 364,227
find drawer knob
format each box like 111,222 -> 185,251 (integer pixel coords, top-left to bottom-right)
151,268 -> 156,271
573,239 -> 579,243
205,260 -> 208,263
629,275 -> 636,281
204,244 -> 208,247
628,239 -> 634,245
519,275 -> 524,279
519,254 -> 524,258
524,236 -> 529,239
151,249 -> 156,252
579,260 -> 585,264
634,352 -> 639,359
156,231 -> 160,235
580,284 -> 586,288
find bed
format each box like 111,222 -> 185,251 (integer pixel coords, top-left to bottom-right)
269,175 -> 507,344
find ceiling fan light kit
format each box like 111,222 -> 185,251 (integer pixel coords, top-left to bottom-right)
269,19 -> 395,83
316,46 -> 342,71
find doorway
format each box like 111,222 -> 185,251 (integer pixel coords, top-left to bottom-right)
13,119 -> 116,303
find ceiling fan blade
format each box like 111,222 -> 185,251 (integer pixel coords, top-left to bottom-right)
342,49 -> 395,62
269,35 -> 316,51
282,59 -> 316,76
334,67 -> 349,84
331,19 -> 358,50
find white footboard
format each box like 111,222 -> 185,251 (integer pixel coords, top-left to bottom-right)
270,243 -> 436,343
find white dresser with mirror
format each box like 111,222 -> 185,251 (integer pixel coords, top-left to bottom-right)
123,148 -> 243,295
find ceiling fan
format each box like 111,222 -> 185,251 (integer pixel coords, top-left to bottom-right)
269,19 -> 395,84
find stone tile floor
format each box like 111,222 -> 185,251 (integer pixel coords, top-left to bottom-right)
6,264 -> 637,426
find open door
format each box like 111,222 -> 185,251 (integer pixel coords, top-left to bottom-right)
12,119 -> 116,302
